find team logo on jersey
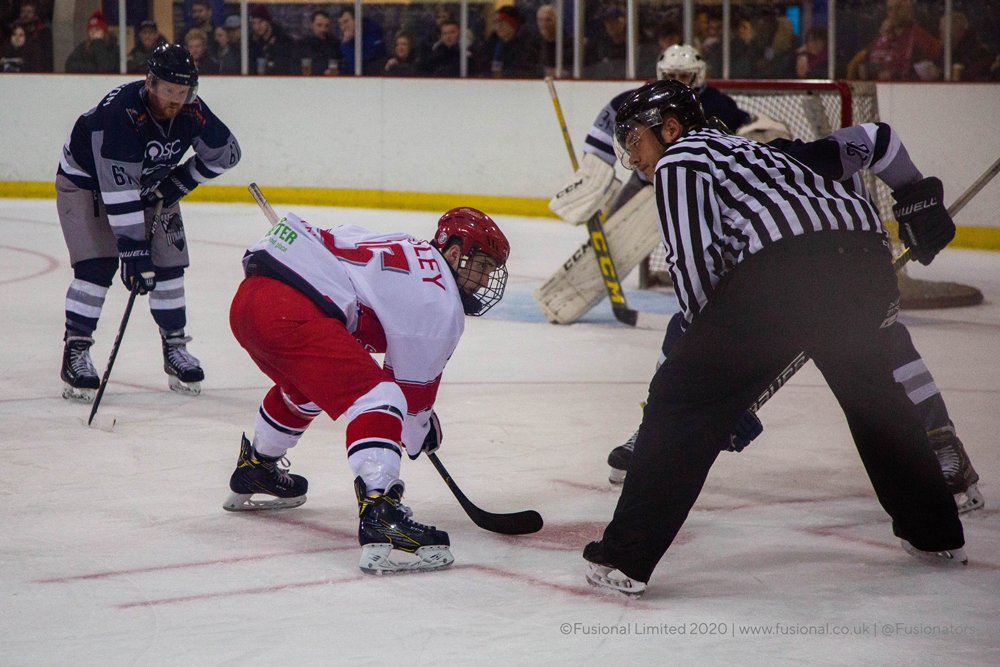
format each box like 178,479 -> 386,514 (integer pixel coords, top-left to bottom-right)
145,140 -> 184,162
158,211 -> 186,252
844,141 -> 870,159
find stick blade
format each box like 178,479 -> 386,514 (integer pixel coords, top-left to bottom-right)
470,508 -> 544,535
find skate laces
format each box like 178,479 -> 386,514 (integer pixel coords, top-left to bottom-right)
66,337 -> 97,376
164,335 -> 201,370
622,430 -> 638,452
929,428 -> 961,479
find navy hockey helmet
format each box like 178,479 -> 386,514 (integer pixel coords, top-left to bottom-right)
613,79 -> 707,168
146,44 -> 199,100
433,207 -> 510,316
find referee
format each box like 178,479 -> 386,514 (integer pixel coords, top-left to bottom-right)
583,80 -> 965,596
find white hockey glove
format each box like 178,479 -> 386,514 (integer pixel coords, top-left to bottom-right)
549,153 -> 620,225
407,411 -> 442,460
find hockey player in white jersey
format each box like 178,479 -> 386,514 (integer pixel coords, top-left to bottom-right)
538,44 -> 756,323
605,121 -> 983,515
225,207 -> 510,574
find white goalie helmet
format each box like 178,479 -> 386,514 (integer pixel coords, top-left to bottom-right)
656,44 -> 707,92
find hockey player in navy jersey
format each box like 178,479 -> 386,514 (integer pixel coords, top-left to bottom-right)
225,207 -> 510,574
604,120 -> 983,516
57,43 -> 241,400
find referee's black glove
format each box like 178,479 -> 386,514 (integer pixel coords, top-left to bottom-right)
892,177 -> 955,266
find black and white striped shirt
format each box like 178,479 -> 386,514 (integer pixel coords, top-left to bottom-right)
654,128 -> 886,323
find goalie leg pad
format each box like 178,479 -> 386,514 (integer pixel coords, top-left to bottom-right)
535,186 -> 659,324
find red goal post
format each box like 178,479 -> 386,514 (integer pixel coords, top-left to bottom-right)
639,79 -> 982,308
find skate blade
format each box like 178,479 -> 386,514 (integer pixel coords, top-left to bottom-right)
168,376 -> 202,395
359,544 -> 454,575
63,385 -> 95,403
956,484 -> 984,514
585,563 -> 646,597
222,492 -> 306,512
608,468 -> 626,485
900,540 -> 968,566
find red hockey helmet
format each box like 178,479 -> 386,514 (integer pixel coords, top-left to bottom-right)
433,207 -> 510,315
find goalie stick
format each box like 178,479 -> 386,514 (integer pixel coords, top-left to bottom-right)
246,183 -> 544,535
750,155 -> 1000,415
87,199 -> 163,428
545,77 -> 638,326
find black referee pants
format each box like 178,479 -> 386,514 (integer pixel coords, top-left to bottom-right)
598,232 -> 964,583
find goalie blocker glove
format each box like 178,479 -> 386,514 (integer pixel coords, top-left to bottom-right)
117,237 -> 156,293
548,153 -> 620,225
892,176 -> 955,265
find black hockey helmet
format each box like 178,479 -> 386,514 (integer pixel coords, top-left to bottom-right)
147,43 -> 199,91
613,79 -> 707,150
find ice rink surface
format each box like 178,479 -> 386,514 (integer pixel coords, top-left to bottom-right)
2,198 -> 998,665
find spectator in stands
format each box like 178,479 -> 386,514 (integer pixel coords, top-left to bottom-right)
2,21 -> 45,71
338,7 -> 386,75
213,24 -> 240,74
638,18 -> 682,79
421,18 -> 475,77
692,14 -> 720,77
796,26 -> 829,78
850,0 -> 940,81
384,31 -> 418,76
536,3 -> 571,78
939,11 -> 993,81
186,27 -> 219,74
223,13 -> 242,50
15,0 -> 50,70
757,12 -> 797,78
127,19 -> 166,74
585,5 -> 631,79
189,0 -> 215,34
482,4 -> 537,78
249,4 -> 295,75
65,10 -> 117,73
298,10 -> 340,75
729,15 -> 764,79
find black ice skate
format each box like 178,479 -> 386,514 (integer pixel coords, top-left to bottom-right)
901,539 -> 968,566
223,434 -> 308,511
161,331 -> 204,395
583,541 -> 646,597
355,477 -> 453,574
929,426 -> 984,514
607,429 -> 637,485
61,334 -> 100,402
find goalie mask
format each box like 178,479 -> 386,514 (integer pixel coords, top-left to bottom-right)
433,207 -> 510,316
613,79 -> 707,170
656,44 -> 707,92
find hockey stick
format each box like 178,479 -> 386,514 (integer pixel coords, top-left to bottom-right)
427,452 -> 543,535
88,199 -> 163,427
545,77 -> 638,327
247,184 -> 544,534
750,157 -> 1000,415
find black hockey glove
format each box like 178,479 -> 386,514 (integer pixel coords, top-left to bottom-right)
117,237 -> 156,294
892,176 -> 954,266
409,411 -> 442,460
725,409 -> 763,453
140,165 -> 199,209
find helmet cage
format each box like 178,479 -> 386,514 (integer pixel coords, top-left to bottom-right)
453,250 -> 508,316
433,207 -> 510,316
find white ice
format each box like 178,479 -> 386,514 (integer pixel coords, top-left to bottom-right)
1,198 -> 998,665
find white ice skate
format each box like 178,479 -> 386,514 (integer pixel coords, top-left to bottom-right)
901,540 -> 968,566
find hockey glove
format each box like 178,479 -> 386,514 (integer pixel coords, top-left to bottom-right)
548,153 -> 619,225
892,176 -> 954,266
117,237 -> 156,294
725,410 -> 763,453
409,411 -> 442,460
140,164 -> 199,209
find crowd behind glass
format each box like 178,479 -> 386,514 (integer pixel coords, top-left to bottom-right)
2,0 -> 999,81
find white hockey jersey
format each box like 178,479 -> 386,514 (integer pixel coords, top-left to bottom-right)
243,212 -> 466,452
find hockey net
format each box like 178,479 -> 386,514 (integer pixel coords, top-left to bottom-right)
640,80 -> 982,309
